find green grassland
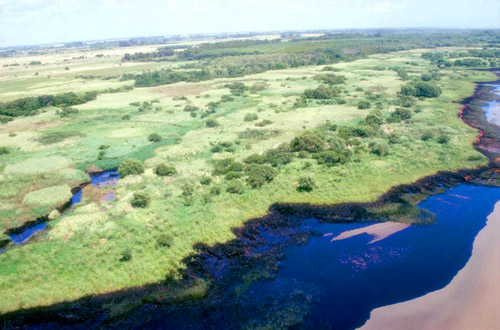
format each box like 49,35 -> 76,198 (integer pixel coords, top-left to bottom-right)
0,39 -> 497,313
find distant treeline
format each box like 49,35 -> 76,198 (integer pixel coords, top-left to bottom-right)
0,91 -> 97,121
122,49 -> 175,62
422,48 -> 500,68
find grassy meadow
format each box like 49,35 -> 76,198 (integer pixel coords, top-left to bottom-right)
0,36 -> 497,313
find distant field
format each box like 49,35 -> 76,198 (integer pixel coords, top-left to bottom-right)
0,33 -> 497,314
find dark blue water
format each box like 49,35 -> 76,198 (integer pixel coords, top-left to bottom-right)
8,222 -> 47,245
5,170 -> 120,248
250,184 -> 500,329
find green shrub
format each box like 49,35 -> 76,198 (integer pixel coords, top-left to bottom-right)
387,108 -> 412,123
0,147 -> 9,155
210,141 -> 235,153
119,249 -> 132,262
246,164 -> 277,188
118,159 -> 144,177
313,74 -> 346,85
184,105 -> 199,112
290,132 -> 325,152
210,186 -> 221,195
421,131 -> 434,141
313,149 -> 351,166
357,100 -> 371,109
226,180 -> 244,194
400,81 -> 442,98
244,154 -> 267,164
371,142 -> 389,156
155,164 -> 177,176
157,233 -> 174,247
244,113 -> 259,122
265,147 -> 293,167
365,110 -> 383,127
148,133 -> 162,143
131,192 -> 150,208
303,85 -> 339,99
437,135 -> 450,144
200,176 -> 212,185
205,118 -> 220,127
213,159 -> 243,175
181,183 -> 195,197
122,114 -> 131,120
255,119 -> 272,127
297,176 -> 315,192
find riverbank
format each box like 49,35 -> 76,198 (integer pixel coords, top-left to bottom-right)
361,200 -> 500,330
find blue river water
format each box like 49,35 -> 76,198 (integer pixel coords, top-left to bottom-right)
250,184 -> 500,329
5,170 -> 119,248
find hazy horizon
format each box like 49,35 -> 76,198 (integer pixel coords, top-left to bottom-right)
0,0 -> 499,48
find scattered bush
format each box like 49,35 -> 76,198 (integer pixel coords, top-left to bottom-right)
246,164 -> 277,188
313,149 -> 351,166
290,132 -> 325,152
155,164 -> 177,176
118,159 -> 144,177
157,233 -> 174,247
210,141 -> 235,153
303,85 -> 339,99
264,147 -> 293,167
297,176 -> 315,192
357,100 -> 371,109
205,118 -> 220,127
148,133 -> 162,143
200,176 -> 212,185
122,114 -> 131,120
131,192 -> 150,208
244,154 -> 267,164
226,180 -> 244,194
213,158 -> 244,175
387,108 -> 412,123
244,113 -> 259,122
255,119 -> 273,127
400,81 -> 442,98
313,73 -> 346,85
0,147 -> 9,155
437,135 -> 450,144
421,131 -> 434,141
183,105 -> 199,112
371,142 -> 389,156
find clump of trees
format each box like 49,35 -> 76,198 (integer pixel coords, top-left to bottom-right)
313,73 -> 346,85
118,159 -> 144,177
400,81 -> 442,98
0,91 -> 97,118
303,85 -> 339,99
290,132 -> 325,152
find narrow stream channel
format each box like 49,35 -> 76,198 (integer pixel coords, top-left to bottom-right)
5,170 -> 119,248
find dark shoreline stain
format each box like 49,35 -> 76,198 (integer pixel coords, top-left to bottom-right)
2,70 -> 500,329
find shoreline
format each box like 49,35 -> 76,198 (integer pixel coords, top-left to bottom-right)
360,201 -> 500,330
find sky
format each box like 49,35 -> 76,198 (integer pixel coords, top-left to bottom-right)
0,0 -> 498,47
